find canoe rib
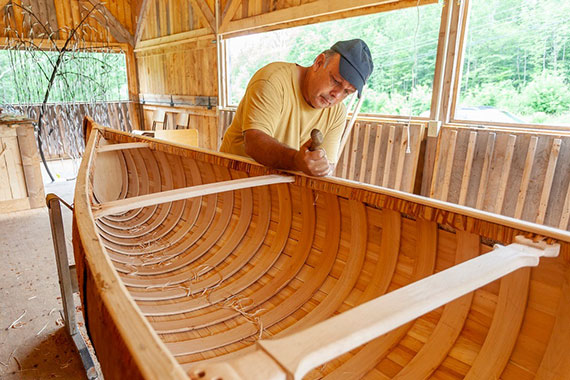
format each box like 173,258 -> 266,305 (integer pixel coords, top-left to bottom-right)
195,237 -> 559,379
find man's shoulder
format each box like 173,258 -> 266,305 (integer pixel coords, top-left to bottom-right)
251,62 -> 295,83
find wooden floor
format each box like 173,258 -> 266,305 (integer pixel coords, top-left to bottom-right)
0,165 -> 97,379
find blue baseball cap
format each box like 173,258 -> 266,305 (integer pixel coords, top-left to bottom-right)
331,39 -> 374,98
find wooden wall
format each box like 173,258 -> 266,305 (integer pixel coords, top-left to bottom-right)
429,126 -> 570,231
0,0 -> 134,44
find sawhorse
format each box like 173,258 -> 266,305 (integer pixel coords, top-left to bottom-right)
46,193 -> 99,380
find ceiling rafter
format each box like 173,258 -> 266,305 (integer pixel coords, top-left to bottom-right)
189,0 -> 216,33
134,0 -> 152,45
219,0 -> 241,34
83,0 -> 134,45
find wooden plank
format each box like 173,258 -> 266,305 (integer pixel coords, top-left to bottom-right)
358,124 -> 371,183
514,136 -> 538,219
475,132 -> 496,210
134,28 -> 212,51
560,185 -> 570,230
189,0 -> 216,32
429,128 -> 446,199
45,0 -> 59,38
224,0 -> 433,35
219,0 -> 242,33
348,123 -> 360,181
97,142 -> 150,153
3,136 -> 27,200
458,131 -> 477,205
535,267 -> 570,379
536,138 -> 562,224
394,126 -> 407,190
440,129 -> 457,201
134,0 -> 152,44
15,123 -> 44,208
369,124 -> 382,186
93,174 -> 294,218
464,268 -> 531,379
0,197 -> 31,213
0,139 -> 12,201
382,126 -> 395,188
494,134 -> 517,214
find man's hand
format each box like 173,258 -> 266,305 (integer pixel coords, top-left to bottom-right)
244,129 -> 332,177
294,139 -> 331,177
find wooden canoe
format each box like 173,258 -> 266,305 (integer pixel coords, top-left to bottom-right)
73,117 -> 570,380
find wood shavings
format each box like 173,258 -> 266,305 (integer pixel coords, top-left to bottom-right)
36,322 -> 49,336
13,356 -> 21,371
222,296 -> 266,341
7,310 -> 26,329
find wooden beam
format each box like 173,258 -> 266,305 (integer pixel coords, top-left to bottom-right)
83,0 -> 134,45
221,0 -> 434,35
134,0 -> 151,44
134,28 -> 213,52
93,174 -> 294,218
0,38 -> 128,51
218,0 -> 242,33
189,0 -> 216,33
189,236 -> 559,380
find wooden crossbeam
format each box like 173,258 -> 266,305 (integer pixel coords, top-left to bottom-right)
189,236 -> 559,380
219,0 -> 242,33
189,0 -> 216,33
134,0 -> 152,45
92,174 -> 294,218
83,0 -> 134,45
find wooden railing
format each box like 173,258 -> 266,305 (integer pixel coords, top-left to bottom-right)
7,101 -> 138,160
334,120 -> 427,193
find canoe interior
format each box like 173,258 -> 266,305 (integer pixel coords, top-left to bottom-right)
73,123 -> 570,380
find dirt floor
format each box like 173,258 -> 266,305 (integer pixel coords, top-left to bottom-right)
0,159 -> 101,379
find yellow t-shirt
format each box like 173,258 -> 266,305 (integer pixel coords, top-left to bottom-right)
220,62 -> 347,163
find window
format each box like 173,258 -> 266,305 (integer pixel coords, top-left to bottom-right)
226,2 -> 442,116
0,50 -> 128,104
457,0 -> 570,127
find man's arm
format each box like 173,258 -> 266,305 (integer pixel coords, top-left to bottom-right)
244,129 -> 331,177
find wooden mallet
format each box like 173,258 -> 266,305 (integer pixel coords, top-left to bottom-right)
309,129 -> 324,151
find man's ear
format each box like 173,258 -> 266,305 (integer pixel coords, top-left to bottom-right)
312,53 -> 326,72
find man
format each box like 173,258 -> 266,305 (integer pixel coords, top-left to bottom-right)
220,39 -> 373,177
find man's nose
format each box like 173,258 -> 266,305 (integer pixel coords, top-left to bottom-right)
330,88 -> 341,99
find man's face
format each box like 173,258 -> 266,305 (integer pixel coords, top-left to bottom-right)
304,53 -> 357,109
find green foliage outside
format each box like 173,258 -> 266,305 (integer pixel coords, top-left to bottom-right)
227,0 -> 570,126
459,0 -> 570,125
0,50 -> 128,104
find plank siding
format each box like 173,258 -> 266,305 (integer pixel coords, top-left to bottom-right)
429,126 -> 570,231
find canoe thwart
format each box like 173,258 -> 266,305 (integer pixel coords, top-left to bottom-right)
188,235 -> 560,380
97,142 -> 151,152
92,174 -> 295,218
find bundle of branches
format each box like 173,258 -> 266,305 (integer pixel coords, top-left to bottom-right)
1,1 -> 127,181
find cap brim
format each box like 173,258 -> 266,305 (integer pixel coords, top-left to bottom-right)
338,56 -> 365,98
